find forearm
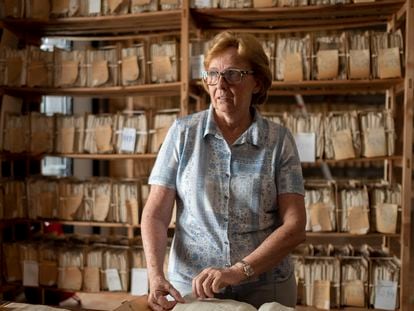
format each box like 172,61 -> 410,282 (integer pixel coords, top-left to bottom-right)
241,220 -> 305,276
141,215 -> 169,280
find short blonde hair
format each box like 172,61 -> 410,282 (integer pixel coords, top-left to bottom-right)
204,31 -> 272,106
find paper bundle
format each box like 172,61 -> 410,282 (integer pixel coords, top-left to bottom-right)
276,34 -> 311,81
313,32 -> 347,80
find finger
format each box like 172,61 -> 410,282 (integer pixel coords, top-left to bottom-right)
168,285 -> 185,303
202,275 -> 215,298
192,273 -> 207,298
211,277 -> 223,294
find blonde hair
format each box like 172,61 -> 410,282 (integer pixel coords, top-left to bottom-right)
204,31 -> 272,106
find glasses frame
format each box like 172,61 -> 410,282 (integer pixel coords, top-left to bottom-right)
202,69 -> 255,86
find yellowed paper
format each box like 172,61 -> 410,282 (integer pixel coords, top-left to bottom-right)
127,198 -> 139,225
31,132 -> 51,154
332,129 -> 355,160
109,0 -> 124,12
310,202 -> 332,232
31,0 -> 50,19
39,191 -> 54,218
152,56 -> 173,81
284,52 -> 303,82
253,0 -> 273,8
51,0 -> 70,14
58,266 -> 82,291
91,60 -> 109,86
376,203 -> 398,234
59,60 -> 79,86
152,127 -> 170,152
343,280 -> 365,307
317,50 -> 338,80
353,0 -> 375,2
160,0 -> 179,4
10,127 -> 26,153
93,194 -> 110,221
122,55 -> 140,83
83,266 -> 100,292
7,57 -> 23,86
348,206 -> 369,234
349,49 -> 370,79
95,125 -> 112,153
132,0 -> 152,5
363,127 -> 386,157
378,47 -> 401,79
60,127 -> 75,153
39,261 -> 57,286
28,60 -> 48,87
60,194 -> 83,220
313,280 -> 330,310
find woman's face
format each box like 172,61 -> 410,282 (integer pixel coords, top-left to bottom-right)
207,47 -> 260,119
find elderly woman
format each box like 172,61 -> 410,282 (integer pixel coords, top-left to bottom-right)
141,31 -> 306,311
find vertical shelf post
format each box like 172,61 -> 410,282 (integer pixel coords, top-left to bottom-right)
401,0 -> 414,309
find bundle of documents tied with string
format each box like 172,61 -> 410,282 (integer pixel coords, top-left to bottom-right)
115,295 -> 295,311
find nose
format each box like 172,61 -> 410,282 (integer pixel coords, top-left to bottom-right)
217,73 -> 228,88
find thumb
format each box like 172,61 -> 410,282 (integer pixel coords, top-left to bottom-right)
169,285 -> 185,303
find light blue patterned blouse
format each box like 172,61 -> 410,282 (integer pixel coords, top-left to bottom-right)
149,105 -> 304,291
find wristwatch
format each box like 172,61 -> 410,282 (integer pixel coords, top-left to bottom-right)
238,260 -> 254,278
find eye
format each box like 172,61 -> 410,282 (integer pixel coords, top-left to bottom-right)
225,70 -> 241,81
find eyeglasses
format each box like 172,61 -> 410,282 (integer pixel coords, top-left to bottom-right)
202,69 -> 254,86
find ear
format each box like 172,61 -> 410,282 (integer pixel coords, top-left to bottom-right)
253,79 -> 261,94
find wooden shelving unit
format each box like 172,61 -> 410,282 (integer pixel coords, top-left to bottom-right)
0,0 -> 412,309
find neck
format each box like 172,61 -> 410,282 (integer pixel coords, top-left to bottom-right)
214,109 -> 253,145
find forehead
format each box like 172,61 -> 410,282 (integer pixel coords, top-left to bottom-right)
207,47 -> 250,69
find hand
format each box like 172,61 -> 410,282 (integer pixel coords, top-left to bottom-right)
192,266 -> 246,299
148,276 -> 184,311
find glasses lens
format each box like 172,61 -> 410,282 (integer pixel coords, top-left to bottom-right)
204,71 -> 219,85
223,70 -> 242,83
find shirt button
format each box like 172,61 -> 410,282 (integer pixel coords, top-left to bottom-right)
225,173 -> 230,178
224,217 -> 228,222
224,241 -> 229,245
224,195 -> 229,199
225,264 -> 231,267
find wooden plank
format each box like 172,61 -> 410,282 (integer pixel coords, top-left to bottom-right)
400,0 -> 413,309
0,82 -> 182,98
181,0 -> 190,117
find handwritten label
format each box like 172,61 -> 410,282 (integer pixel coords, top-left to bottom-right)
284,52 -> 303,82
374,280 -> 398,310
364,127 -> 386,157
376,203 -> 398,234
121,127 -> 137,152
23,260 -> 39,287
294,132 -> 315,162
88,0 -> 101,13
332,129 -> 355,160
378,47 -> 401,79
106,268 -> 122,291
131,268 -> 148,296
313,280 -> 330,310
317,50 -> 338,80
349,49 -> 370,79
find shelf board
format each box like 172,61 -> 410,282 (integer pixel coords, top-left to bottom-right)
301,155 -> 403,167
2,10 -> 182,36
306,232 -> 400,238
0,82 -> 181,98
192,78 -> 404,95
191,0 -> 404,30
0,152 -> 158,160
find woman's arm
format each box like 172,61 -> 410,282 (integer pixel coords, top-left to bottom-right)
141,185 -> 184,311
192,192 -> 306,298
241,193 -> 306,276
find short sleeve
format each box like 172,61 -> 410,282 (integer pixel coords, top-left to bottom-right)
148,120 -> 181,190
276,129 -> 305,195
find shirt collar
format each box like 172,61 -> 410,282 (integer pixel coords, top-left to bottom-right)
203,104 -> 265,147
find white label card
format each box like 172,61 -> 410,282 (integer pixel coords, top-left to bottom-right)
374,280 -> 398,310
106,268 -> 123,291
131,268 -> 149,296
121,127 -> 137,152
23,260 -> 39,287
89,0 -> 101,13
294,132 -> 316,162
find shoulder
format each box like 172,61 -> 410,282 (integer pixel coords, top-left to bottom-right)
257,113 -> 288,140
174,109 -> 208,131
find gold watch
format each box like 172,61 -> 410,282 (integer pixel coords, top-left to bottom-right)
238,260 -> 254,278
